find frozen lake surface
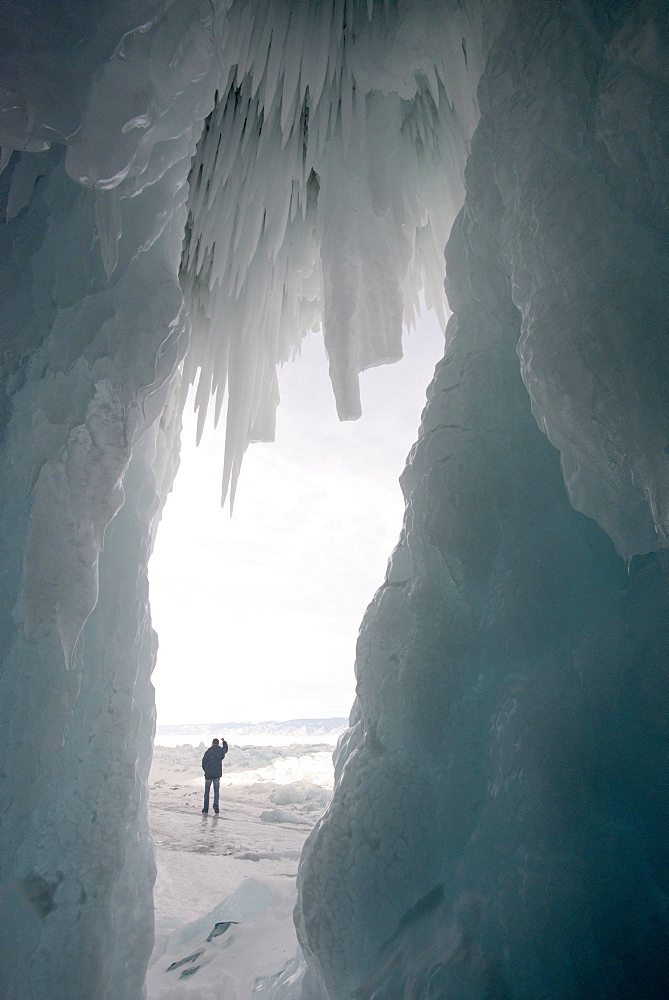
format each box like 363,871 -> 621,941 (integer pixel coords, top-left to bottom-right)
147,741 -> 335,999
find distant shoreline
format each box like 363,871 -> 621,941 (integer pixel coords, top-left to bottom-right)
154,718 -> 348,749
156,717 -> 348,734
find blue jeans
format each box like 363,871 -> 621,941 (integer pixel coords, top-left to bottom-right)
203,777 -> 220,811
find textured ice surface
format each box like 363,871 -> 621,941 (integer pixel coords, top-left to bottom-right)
1,1 -> 669,998
147,876 -> 299,1000
180,0 -> 488,504
0,4 -> 222,994
483,3 -> 669,561
0,152 -> 184,995
296,7 -> 669,997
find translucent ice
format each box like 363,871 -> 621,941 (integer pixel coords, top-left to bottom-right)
181,0 -> 484,502
1,2 -> 668,999
296,7 -> 669,998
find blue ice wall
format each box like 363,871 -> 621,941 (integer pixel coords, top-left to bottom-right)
298,152 -> 669,1000
296,6 -> 669,998
0,149 -> 186,998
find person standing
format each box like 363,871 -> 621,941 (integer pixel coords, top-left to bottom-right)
201,737 -> 228,814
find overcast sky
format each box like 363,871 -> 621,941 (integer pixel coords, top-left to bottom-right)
149,310 -> 445,725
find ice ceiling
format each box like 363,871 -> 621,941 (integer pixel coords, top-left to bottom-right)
1,2 -> 668,999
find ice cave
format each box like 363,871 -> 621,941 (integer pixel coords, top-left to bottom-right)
1,1 -> 668,997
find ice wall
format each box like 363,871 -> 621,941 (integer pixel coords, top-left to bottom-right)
0,2 -> 484,995
0,160 -> 184,999
297,3 -> 669,998
1,1 -> 668,998
490,1 -> 669,562
0,3 -> 224,995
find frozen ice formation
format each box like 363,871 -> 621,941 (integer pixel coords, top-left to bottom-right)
181,0 -> 487,505
1,1 -> 669,999
147,876 -> 300,999
296,28 -> 669,993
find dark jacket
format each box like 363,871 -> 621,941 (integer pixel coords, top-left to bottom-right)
202,742 -> 228,779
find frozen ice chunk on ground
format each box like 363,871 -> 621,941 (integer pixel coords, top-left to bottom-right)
147,877 -> 299,1000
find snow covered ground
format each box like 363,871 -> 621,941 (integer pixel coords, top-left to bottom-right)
147,740 -> 336,999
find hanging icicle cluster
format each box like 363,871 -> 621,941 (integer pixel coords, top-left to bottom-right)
181,0 -> 485,506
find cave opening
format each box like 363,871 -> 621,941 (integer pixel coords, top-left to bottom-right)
145,309 -> 446,970
2,3 -> 669,999
149,312 -> 445,731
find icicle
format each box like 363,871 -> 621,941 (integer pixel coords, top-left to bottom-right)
201,108 -> 224,188
413,100 -> 427,151
235,199 -> 266,275
233,4 -> 255,80
281,6 -> 305,125
281,71 -> 301,139
289,182 -> 299,225
194,362 -> 213,444
95,188 -> 122,281
209,100 -> 248,202
304,100 -> 321,174
239,98 -> 262,159
327,1 -> 345,90
180,336 -> 200,393
355,83 -> 366,149
178,0 -> 479,504
250,364 -> 279,442
249,5 -> 274,99
340,46 -> 353,152
307,1 -> 332,109
210,223 -> 234,292
263,9 -> 290,118
425,63 -> 440,109
221,334 -> 260,506
212,325 -> 232,429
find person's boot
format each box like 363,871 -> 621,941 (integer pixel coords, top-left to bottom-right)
213,805 -> 219,814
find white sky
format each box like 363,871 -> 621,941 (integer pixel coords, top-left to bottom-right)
149,310 -> 445,725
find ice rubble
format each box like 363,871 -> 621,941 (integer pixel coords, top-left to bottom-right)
147,876 -> 299,1000
1,1 -> 669,999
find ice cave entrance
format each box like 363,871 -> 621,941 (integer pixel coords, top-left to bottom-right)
149,312 -> 445,732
